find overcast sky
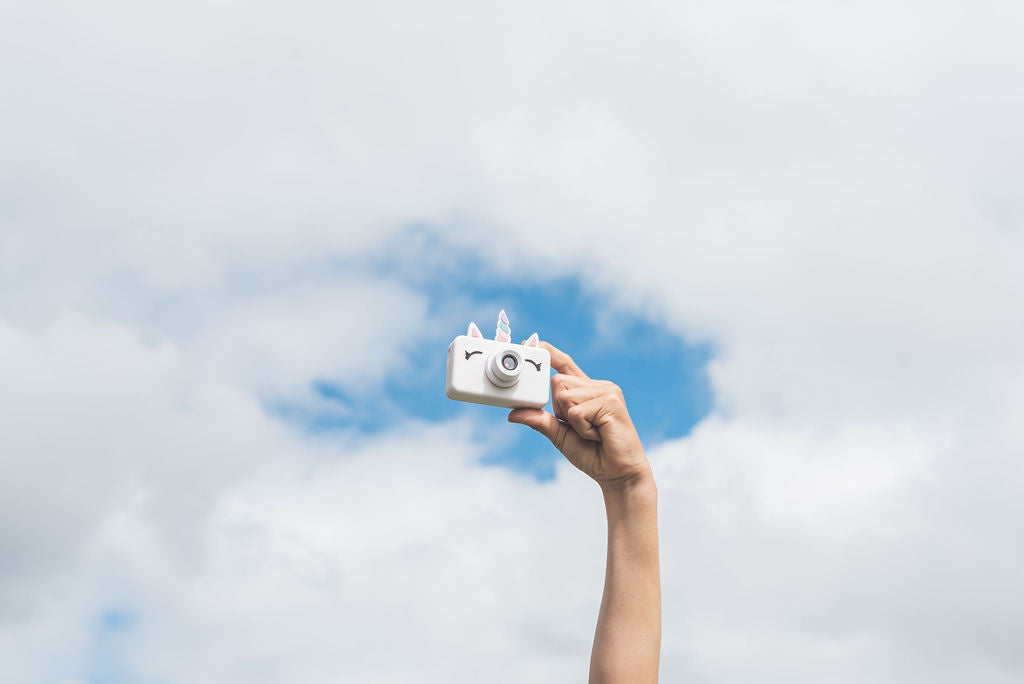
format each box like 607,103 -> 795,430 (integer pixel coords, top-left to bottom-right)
2,1 -> 1024,682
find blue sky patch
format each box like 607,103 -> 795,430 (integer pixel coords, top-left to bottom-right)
275,230 -> 713,480
82,609 -> 137,684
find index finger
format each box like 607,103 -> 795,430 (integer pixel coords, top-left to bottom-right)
540,341 -> 590,379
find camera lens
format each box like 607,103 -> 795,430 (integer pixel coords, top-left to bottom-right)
486,348 -> 523,388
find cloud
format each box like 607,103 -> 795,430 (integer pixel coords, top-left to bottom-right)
111,425 -> 602,683
184,274 -> 429,396
0,314 -> 278,597
652,412 -> 1024,683
2,0 -> 1024,682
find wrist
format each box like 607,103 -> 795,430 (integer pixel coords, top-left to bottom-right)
601,466 -> 657,511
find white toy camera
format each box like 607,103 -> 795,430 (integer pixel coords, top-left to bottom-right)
445,311 -> 551,409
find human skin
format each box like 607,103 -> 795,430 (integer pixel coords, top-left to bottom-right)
508,341 -> 661,684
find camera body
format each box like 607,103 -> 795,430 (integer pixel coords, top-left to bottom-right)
446,335 -> 551,409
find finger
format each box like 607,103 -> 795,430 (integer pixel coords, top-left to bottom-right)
507,408 -> 567,447
550,373 -> 590,418
552,384 -> 606,422
540,341 -> 589,379
551,372 -> 589,393
564,398 -> 602,442
565,396 -> 614,442
550,373 -> 587,420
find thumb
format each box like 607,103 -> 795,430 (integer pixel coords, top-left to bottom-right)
508,408 -> 564,446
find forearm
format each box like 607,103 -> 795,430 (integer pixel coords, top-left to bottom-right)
589,469 -> 661,684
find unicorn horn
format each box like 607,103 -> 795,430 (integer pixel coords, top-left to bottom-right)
495,309 -> 511,343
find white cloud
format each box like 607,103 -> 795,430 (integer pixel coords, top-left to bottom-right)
107,426 -> 604,683
184,274 -> 429,395
0,314 -> 278,596
2,0 -> 1024,682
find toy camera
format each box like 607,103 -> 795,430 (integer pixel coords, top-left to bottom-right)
445,310 -> 551,409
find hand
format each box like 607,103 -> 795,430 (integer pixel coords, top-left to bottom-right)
508,341 -> 650,491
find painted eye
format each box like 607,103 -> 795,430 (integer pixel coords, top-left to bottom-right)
465,350 -> 483,360
524,359 -> 542,371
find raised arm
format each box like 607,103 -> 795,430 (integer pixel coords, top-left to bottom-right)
508,342 -> 661,684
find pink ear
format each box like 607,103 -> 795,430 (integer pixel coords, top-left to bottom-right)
523,332 -> 539,347
467,322 -> 482,338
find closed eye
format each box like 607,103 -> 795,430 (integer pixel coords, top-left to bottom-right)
525,359 -> 542,370
465,350 -> 483,359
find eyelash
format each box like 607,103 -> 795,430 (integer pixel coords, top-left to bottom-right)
465,350 -> 542,370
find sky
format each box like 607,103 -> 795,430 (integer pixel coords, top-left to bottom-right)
2,1 -> 1024,682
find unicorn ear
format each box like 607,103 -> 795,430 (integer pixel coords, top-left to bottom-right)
467,322 -> 482,338
522,332 -> 539,347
